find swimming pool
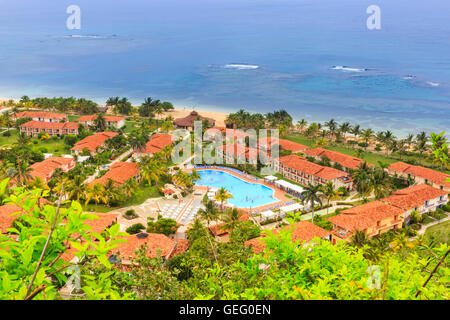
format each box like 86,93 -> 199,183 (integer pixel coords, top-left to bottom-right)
195,170 -> 279,208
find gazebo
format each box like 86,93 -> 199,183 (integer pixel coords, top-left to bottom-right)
174,111 -> 216,131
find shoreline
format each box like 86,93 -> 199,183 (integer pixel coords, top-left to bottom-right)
0,96 -> 445,139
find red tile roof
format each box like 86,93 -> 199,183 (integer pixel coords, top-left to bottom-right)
84,212 -> 119,234
279,155 -> 351,182
303,148 -> 369,170
29,157 -> 75,181
90,162 -> 140,186
77,115 -> 124,123
14,111 -> 67,120
72,132 -> 118,152
207,127 -> 251,140
209,210 -> 249,236
0,205 -> 21,233
20,120 -> 79,130
258,137 -> 308,152
327,201 -> 404,232
381,184 -> 448,210
244,221 -> 331,254
388,162 -> 450,188
221,143 -> 269,162
139,133 -> 174,154
110,233 -> 189,261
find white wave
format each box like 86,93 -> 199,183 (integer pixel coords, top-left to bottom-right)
402,75 -> 416,80
331,65 -> 367,72
426,81 -> 440,87
64,34 -> 116,39
224,64 -> 259,70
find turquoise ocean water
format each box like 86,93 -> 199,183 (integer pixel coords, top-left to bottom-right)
0,0 -> 449,136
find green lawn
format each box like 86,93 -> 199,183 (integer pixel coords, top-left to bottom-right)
285,134 -> 397,166
68,115 -> 80,122
123,121 -> 137,134
0,130 -> 19,146
31,138 -> 71,155
424,220 -> 450,244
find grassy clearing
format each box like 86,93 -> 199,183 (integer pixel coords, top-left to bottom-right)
31,138 -> 70,155
123,121 -> 137,134
0,130 -> 19,146
424,220 -> 450,244
68,115 -> 80,122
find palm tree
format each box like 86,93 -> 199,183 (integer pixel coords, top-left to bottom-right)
220,208 -> 243,235
301,183 -> 323,223
93,113 -> 107,132
85,183 -> 107,209
321,182 -> 342,214
198,200 -> 220,228
350,230 -> 369,248
360,128 -> 374,150
296,119 -> 308,132
66,176 -> 87,202
369,168 -> 392,199
215,187 -> 233,211
121,178 -> 138,200
351,124 -> 361,140
102,179 -> 121,206
140,158 -> 164,187
324,119 -> 337,141
339,122 -> 351,141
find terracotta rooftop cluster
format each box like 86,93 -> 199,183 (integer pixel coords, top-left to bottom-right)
244,221 -> 330,253
388,162 -> 450,189
303,147 -> 369,170
90,162 -> 140,187
279,154 -> 351,181
72,132 -> 118,152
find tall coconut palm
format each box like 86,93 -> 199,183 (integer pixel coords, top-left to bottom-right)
351,124 -> 361,140
66,176 -> 87,202
296,119 -> 308,132
360,128 -> 374,150
85,183 -> 107,209
320,182 -> 342,214
198,200 -> 220,228
215,187 -> 233,211
301,183 -> 323,223
350,230 -> 369,248
93,113 -> 107,132
220,208 -> 243,235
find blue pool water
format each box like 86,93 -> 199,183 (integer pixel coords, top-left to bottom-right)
196,170 -> 278,208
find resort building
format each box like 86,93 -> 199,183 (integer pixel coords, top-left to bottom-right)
271,155 -> 353,189
109,233 -> 190,264
174,111 -> 215,131
13,111 -> 68,123
90,162 -> 140,187
381,184 -> 449,224
20,120 -> 79,137
327,201 -> 404,243
28,157 -> 76,183
302,148 -> 368,172
71,131 -> 118,156
245,221 -> 331,253
258,137 -> 308,154
77,115 -> 125,128
387,162 -> 450,192
217,143 -> 270,166
205,127 -> 251,144
134,133 -> 174,158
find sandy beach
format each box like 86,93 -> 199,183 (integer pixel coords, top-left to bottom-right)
162,108 -> 229,127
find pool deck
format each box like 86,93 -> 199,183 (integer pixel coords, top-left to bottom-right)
187,167 -> 291,213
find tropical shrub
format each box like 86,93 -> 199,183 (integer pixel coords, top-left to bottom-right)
126,223 -> 146,235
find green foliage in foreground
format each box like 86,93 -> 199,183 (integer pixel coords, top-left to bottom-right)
0,179 -> 448,300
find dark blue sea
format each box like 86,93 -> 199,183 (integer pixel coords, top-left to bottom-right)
1,0 -> 449,136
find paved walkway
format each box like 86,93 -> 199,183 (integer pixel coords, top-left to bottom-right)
417,215 -> 450,235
